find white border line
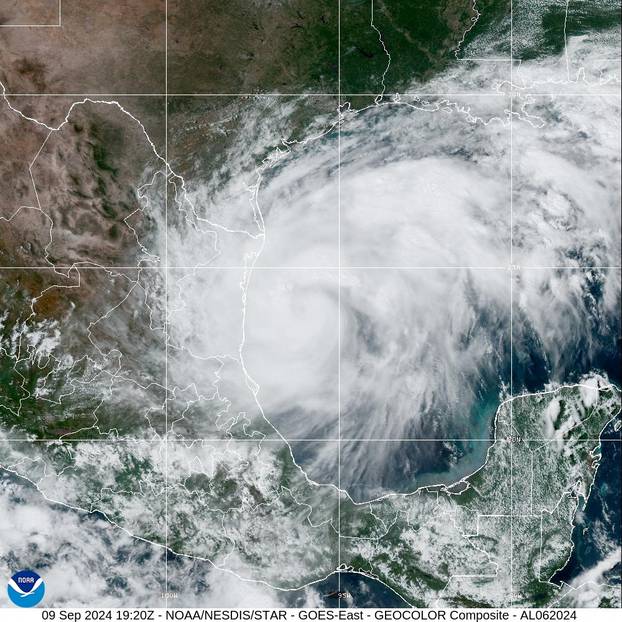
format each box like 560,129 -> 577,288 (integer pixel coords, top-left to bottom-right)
0,0 -> 61,28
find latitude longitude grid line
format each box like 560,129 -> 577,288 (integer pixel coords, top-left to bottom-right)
1,266 -> 621,270
0,0 -> 61,28
0,135 -> 617,597
509,0 -> 514,603
1,92 -> 621,97
0,264 -> 622,276
2,5 -> 621,608
337,0 -> 342,603
510,68 -> 515,616
0,437 -> 619,443
164,0 -> 169,608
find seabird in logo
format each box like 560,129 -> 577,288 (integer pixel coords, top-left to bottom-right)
7,569 -> 45,607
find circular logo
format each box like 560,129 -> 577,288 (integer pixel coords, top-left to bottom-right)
7,570 -> 45,608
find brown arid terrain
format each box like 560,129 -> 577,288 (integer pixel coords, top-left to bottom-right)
0,96 -> 166,269
0,90 -> 169,439
0,0 -> 60,26
167,0 -> 338,93
0,0 -> 165,93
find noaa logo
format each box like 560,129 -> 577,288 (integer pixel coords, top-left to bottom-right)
7,570 -> 45,607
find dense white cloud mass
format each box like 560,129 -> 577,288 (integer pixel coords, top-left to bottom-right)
0,14 -> 620,608
225,39 -> 619,488
241,99 -> 516,454
339,100 -> 511,268
0,474 -> 301,607
257,138 -> 339,268
555,547 -> 622,607
513,96 -> 621,268
144,32 -> 622,494
339,268 -> 509,438
0,474 -> 164,607
244,269 -> 340,439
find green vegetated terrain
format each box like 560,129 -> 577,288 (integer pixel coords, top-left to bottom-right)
167,0 -> 339,93
167,1 -> 620,99
0,269 -> 168,441
1,0 -> 621,609
340,0 -> 482,93
339,384 -> 621,606
1,368 -> 619,605
167,1 -> 509,94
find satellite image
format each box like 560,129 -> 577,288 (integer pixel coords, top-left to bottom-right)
0,0 -> 620,610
